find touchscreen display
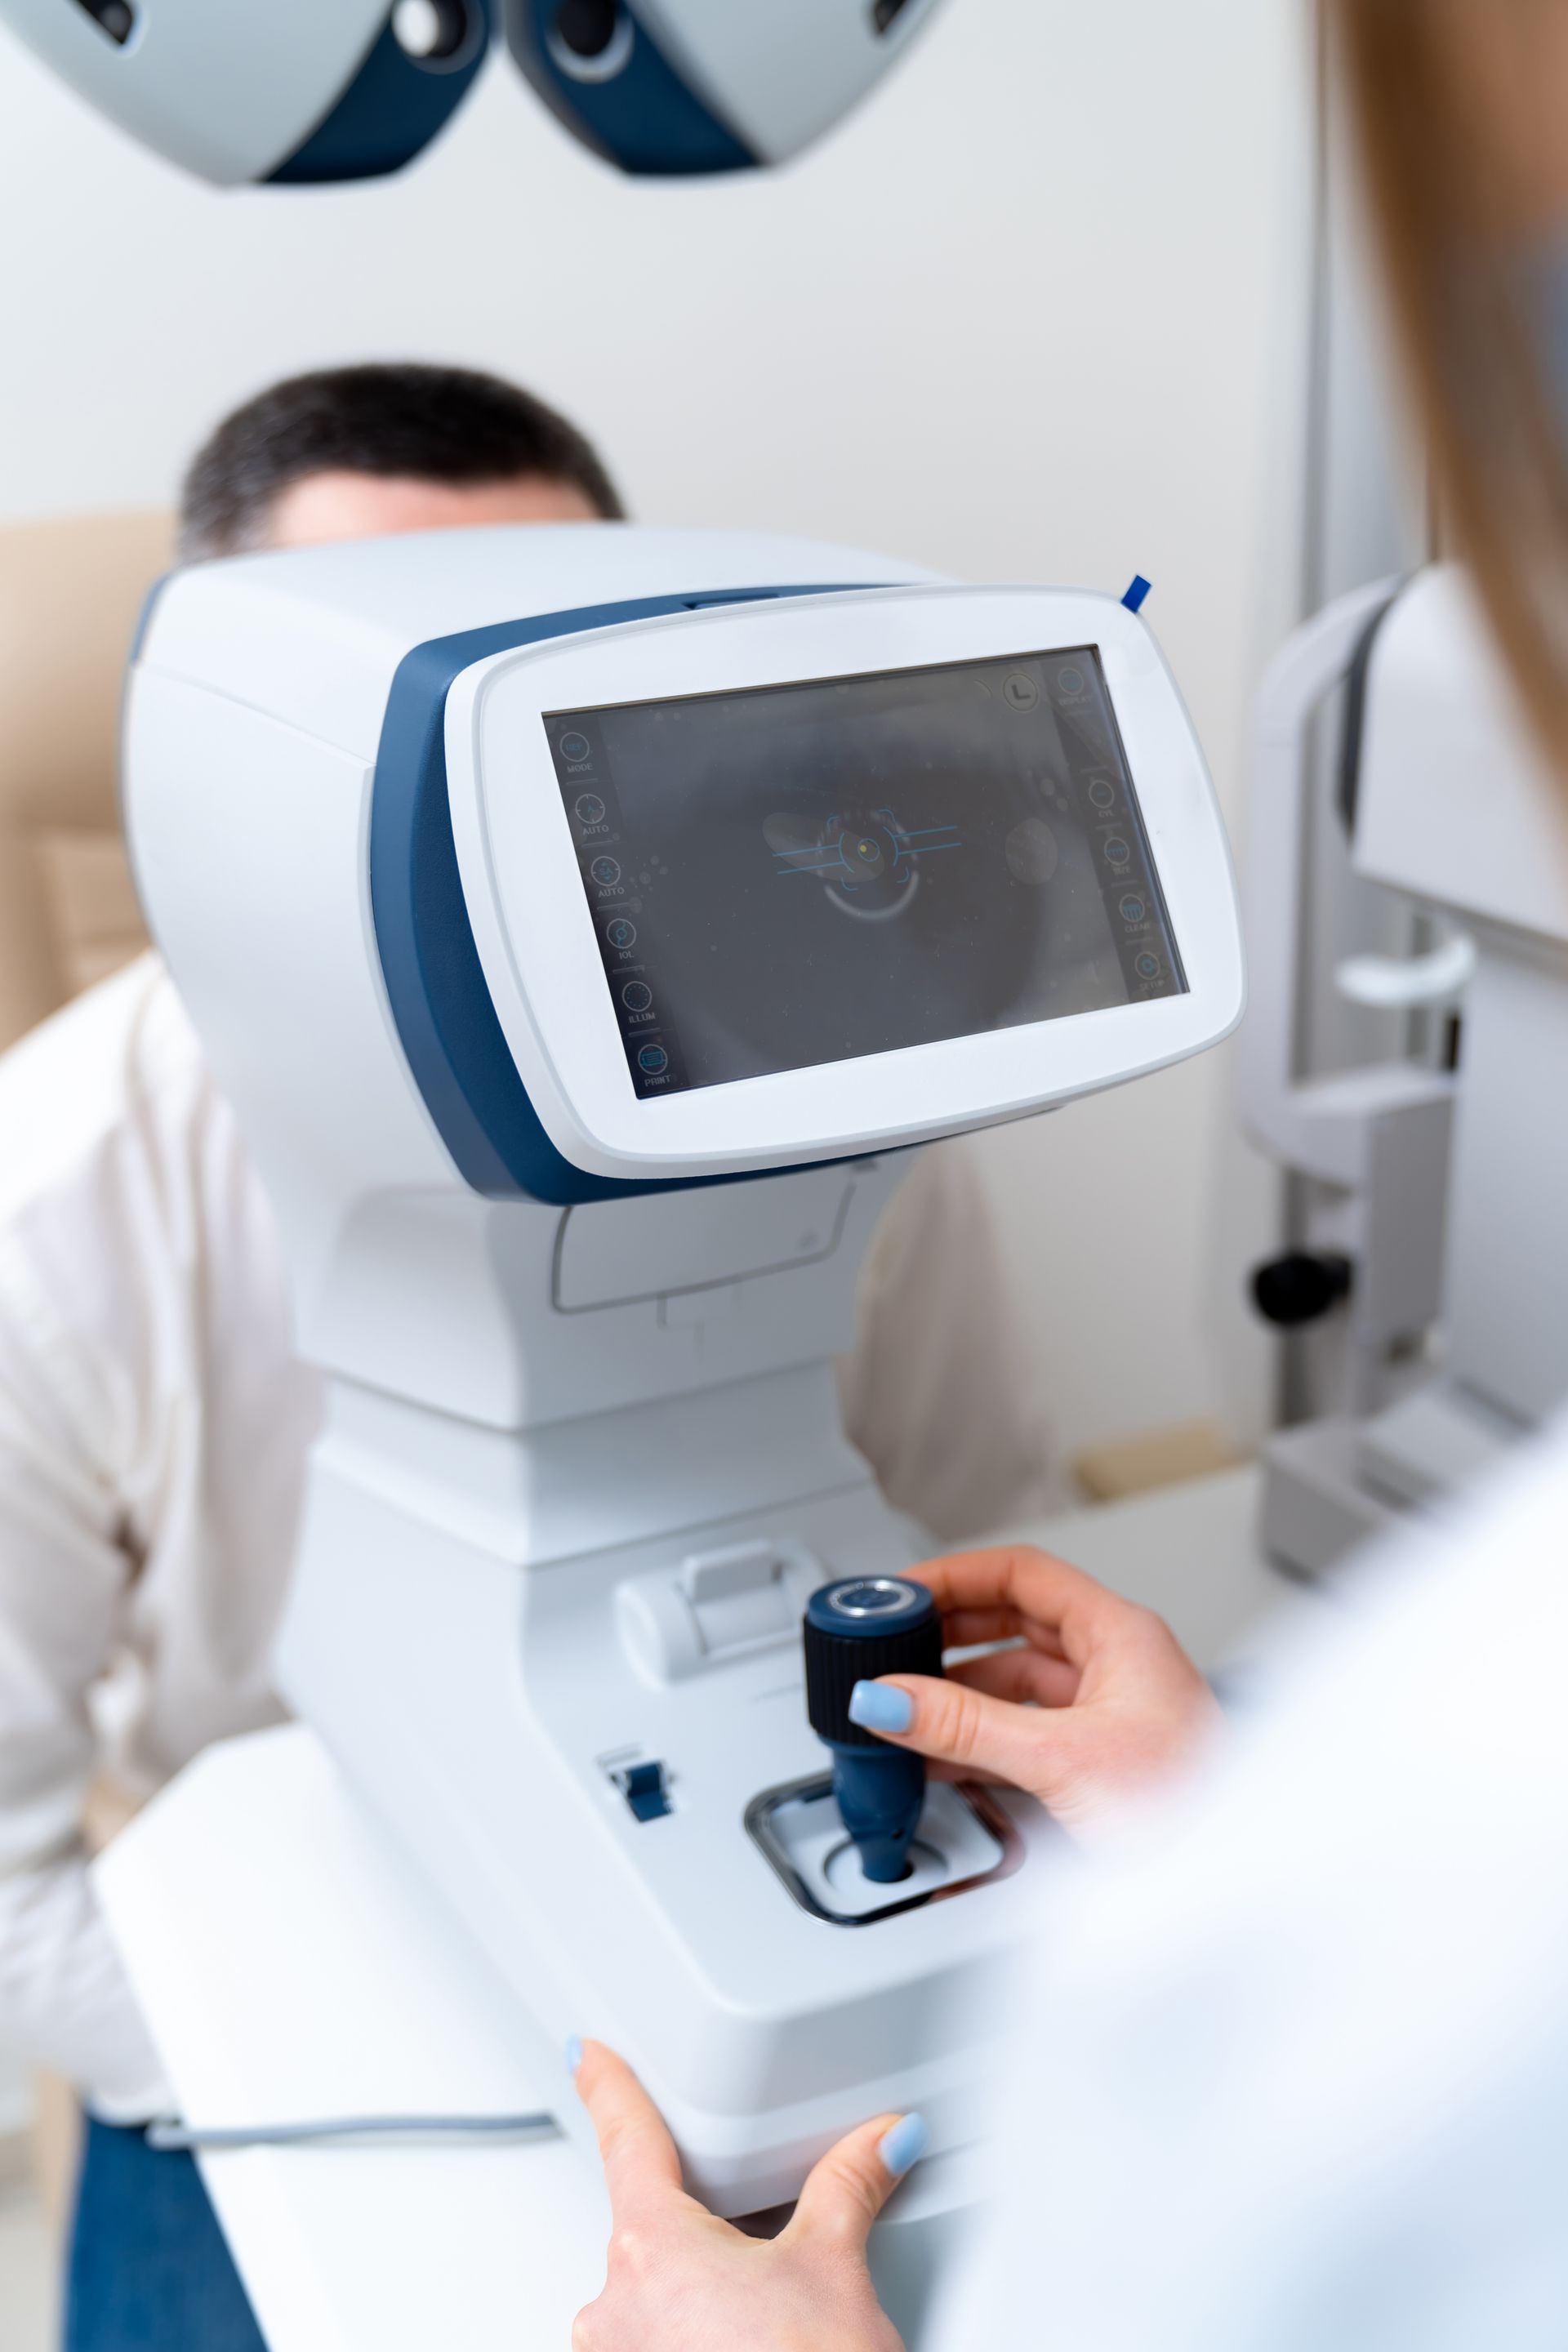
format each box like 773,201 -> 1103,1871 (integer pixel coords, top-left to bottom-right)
546,646 -> 1186,1098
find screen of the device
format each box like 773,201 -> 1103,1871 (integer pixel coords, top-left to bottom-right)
546,646 -> 1187,1098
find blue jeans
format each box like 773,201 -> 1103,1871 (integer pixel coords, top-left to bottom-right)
66,2116 -> 267,2352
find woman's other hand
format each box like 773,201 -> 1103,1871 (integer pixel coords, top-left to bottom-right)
570,2042 -> 915,2352
847,1547 -> 1221,1837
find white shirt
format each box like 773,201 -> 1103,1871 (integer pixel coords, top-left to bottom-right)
0,952 -> 1045,2119
0,957 -> 321,2116
933,1418 -> 1568,2347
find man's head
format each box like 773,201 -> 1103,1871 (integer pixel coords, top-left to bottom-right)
178,362 -> 623,563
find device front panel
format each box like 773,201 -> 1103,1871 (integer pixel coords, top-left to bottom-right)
451,586 -> 1242,1178
546,642 -> 1186,1102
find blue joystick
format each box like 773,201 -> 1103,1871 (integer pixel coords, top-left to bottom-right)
803,1579 -> 943,1883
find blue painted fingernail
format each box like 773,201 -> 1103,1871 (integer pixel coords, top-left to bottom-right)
849,1681 -> 914,1735
565,2036 -> 583,2076
879,2113 -> 929,2176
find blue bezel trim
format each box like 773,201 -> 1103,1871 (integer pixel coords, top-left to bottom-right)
505,0 -> 756,178
369,586 -> 877,1204
269,2 -> 493,185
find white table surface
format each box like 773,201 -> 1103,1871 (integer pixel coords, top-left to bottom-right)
96,1466 -> 1298,2352
969,1463 -> 1297,1671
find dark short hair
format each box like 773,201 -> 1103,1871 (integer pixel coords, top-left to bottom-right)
178,362 -> 624,560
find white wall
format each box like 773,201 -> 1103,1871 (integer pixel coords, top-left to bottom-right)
0,0 -> 1314,1493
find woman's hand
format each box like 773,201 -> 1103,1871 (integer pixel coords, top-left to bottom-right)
570,2042 -> 917,2352
847,1547 -> 1221,1837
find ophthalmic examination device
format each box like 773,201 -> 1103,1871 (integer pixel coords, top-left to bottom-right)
123,520 -> 1244,2215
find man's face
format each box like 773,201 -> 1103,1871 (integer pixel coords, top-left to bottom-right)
263,469 -> 602,549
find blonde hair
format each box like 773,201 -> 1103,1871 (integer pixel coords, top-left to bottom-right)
1334,0 -> 1568,776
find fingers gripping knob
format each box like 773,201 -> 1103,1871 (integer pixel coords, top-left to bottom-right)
849,1682 -> 912,1734
804,1579 -> 943,1884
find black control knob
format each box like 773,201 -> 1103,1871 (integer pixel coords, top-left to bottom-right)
1250,1250 -> 1354,1330
804,1579 -> 943,1884
804,1578 -> 942,1748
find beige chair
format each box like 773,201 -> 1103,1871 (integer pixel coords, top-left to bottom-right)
0,510 -> 173,1052
0,511 -> 173,2228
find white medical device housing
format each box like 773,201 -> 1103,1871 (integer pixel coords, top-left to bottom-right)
0,0 -> 944,185
0,0 -> 492,185
125,525 -> 1242,2213
507,0 -> 947,176
1246,564 -> 1568,1572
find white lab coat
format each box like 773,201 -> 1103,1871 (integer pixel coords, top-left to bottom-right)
931,1416 -> 1568,2347
0,954 -> 1045,2116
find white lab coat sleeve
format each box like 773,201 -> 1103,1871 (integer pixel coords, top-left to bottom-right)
927,1427 -> 1568,2351
0,1232 -> 167,2117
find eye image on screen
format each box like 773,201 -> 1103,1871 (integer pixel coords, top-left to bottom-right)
760,805 -> 962,920
546,648 -> 1187,1098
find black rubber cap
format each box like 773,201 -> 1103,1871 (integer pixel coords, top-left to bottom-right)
1250,1251 -> 1354,1330
804,1579 -> 942,1750
78,0 -> 136,38
554,0 -> 620,56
